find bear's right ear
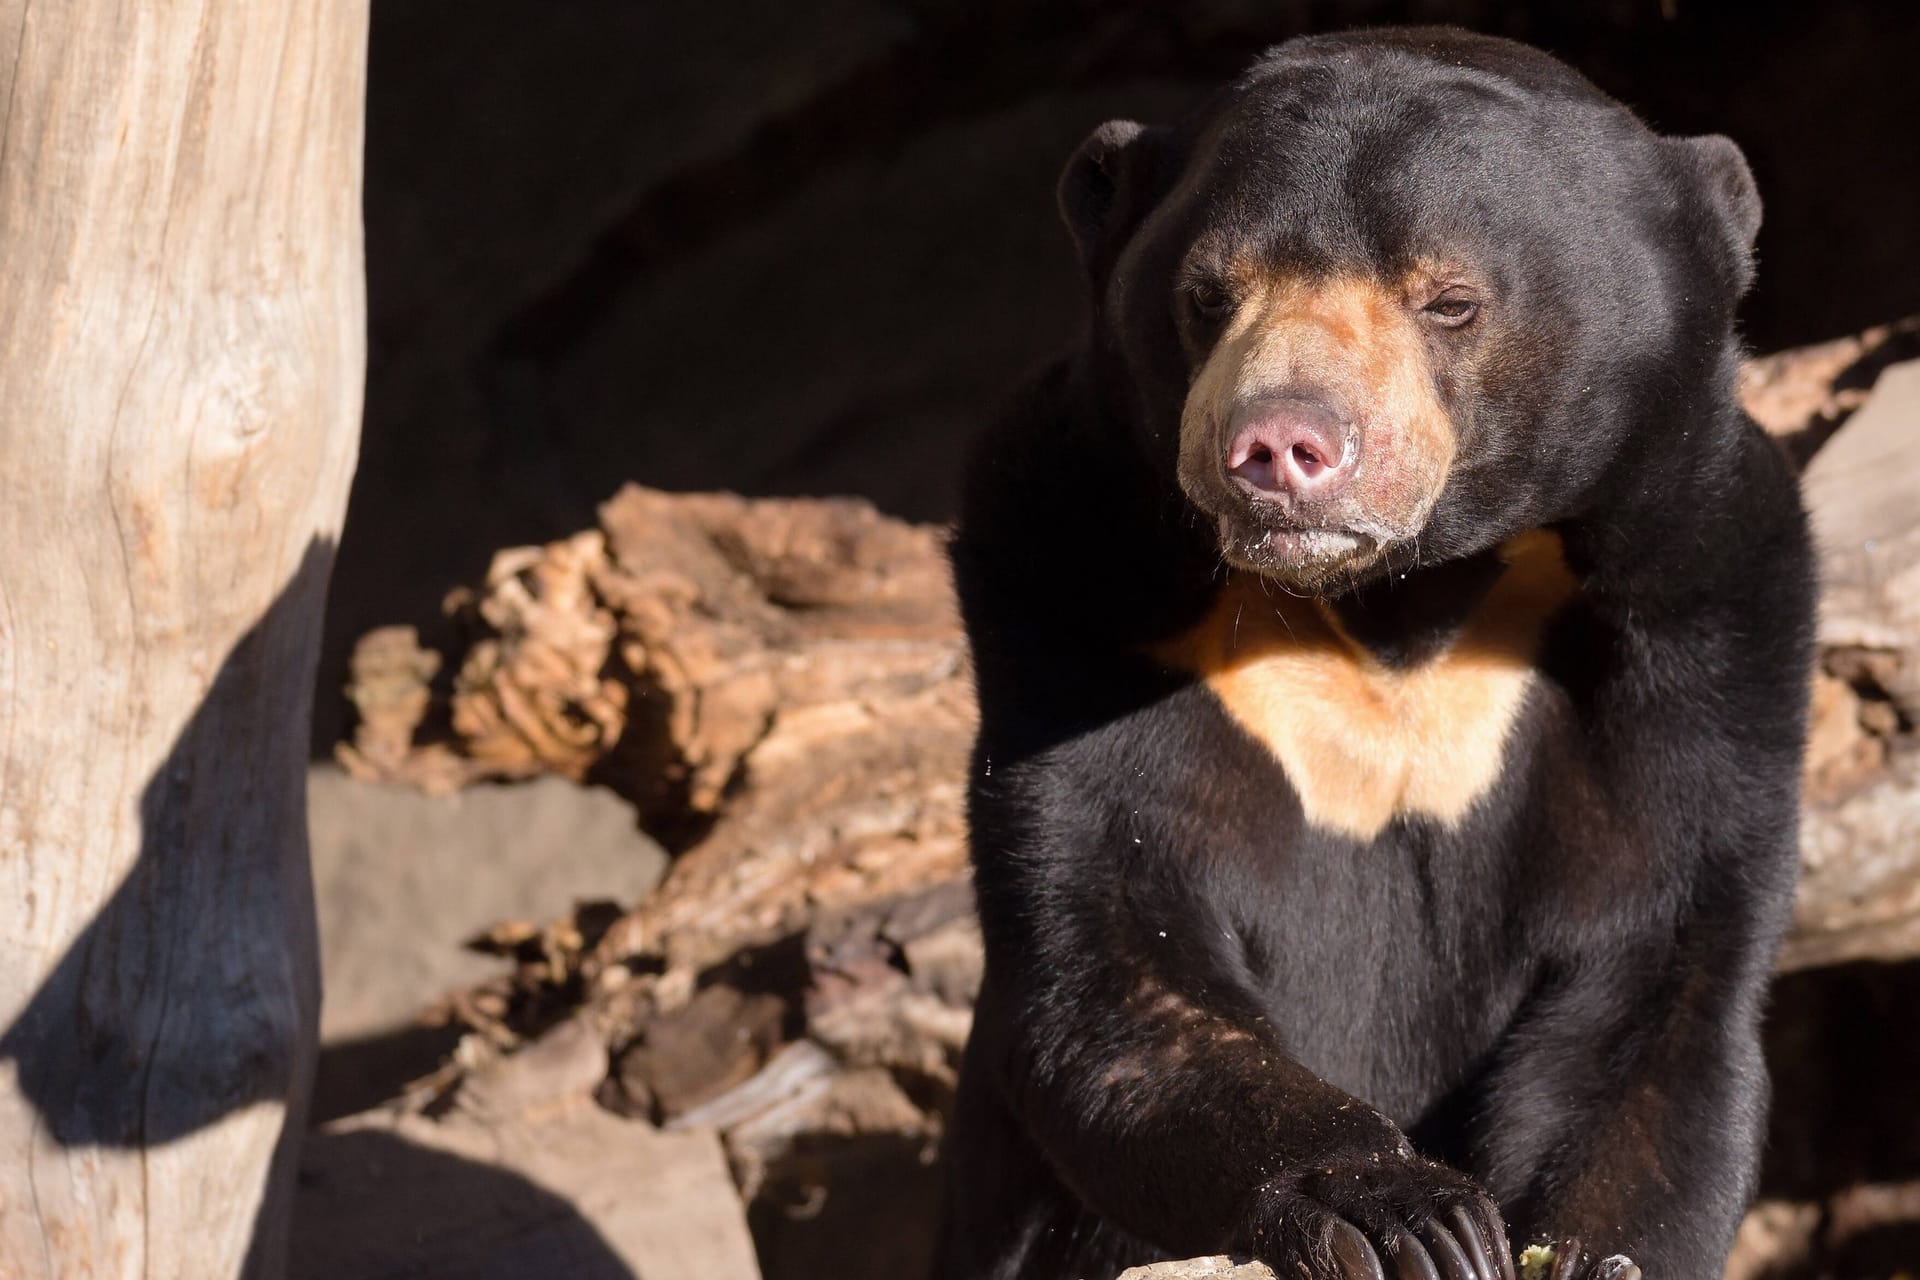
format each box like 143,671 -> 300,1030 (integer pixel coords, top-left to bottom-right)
1057,119 -> 1161,289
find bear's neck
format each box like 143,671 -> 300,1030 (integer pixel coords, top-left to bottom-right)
1322,551 -> 1511,669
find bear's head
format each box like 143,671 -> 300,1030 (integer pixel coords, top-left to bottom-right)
1060,28 -> 1761,593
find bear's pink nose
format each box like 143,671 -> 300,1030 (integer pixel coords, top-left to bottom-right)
1225,398 -> 1353,505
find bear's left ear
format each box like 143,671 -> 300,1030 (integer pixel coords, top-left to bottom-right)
1670,134 -> 1762,292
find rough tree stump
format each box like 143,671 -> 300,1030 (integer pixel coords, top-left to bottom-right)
0,3 -> 369,1276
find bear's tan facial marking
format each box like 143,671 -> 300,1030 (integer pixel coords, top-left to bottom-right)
1177,270 -> 1459,581
1153,530 -> 1576,840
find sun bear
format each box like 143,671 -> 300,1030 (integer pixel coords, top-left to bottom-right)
939,27 -> 1813,1280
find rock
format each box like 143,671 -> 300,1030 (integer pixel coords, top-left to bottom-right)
457,1017 -> 610,1120
1116,1259 -> 1276,1280
614,982 -> 790,1123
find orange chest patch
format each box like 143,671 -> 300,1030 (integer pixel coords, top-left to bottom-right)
1152,532 -> 1577,840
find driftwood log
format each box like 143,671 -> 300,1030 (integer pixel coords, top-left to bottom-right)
338,320 -> 1920,1279
339,485 -> 976,992
0,3 -> 370,1276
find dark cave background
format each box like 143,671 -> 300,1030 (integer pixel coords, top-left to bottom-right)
318,0 -> 1920,750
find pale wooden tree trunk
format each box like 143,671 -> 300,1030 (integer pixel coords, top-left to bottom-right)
0,2 -> 368,1275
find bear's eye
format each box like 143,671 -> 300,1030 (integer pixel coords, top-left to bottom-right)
1421,291 -> 1481,328
1186,280 -> 1235,321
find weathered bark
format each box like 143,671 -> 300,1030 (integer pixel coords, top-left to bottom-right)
0,2 -> 369,1276
1779,345 -> 1920,971
340,483 -> 976,991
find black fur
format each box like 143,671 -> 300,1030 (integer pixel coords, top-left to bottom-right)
939,28 -> 1813,1280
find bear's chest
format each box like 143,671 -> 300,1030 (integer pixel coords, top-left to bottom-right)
1152,532 -> 1577,842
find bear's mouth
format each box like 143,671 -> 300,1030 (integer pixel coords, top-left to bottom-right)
1215,514 -> 1382,588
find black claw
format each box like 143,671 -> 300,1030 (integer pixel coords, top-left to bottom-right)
1444,1208 -> 1498,1280
1417,1221 -> 1475,1280
1330,1219 -> 1387,1280
1483,1211 -> 1516,1280
1388,1228 -> 1442,1280
1487,1221 -> 1518,1280
1547,1239 -> 1584,1280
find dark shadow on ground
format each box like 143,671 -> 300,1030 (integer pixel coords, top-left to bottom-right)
309,1022 -> 466,1127
748,1131 -> 946,1280
280,1128 -> 635,1280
